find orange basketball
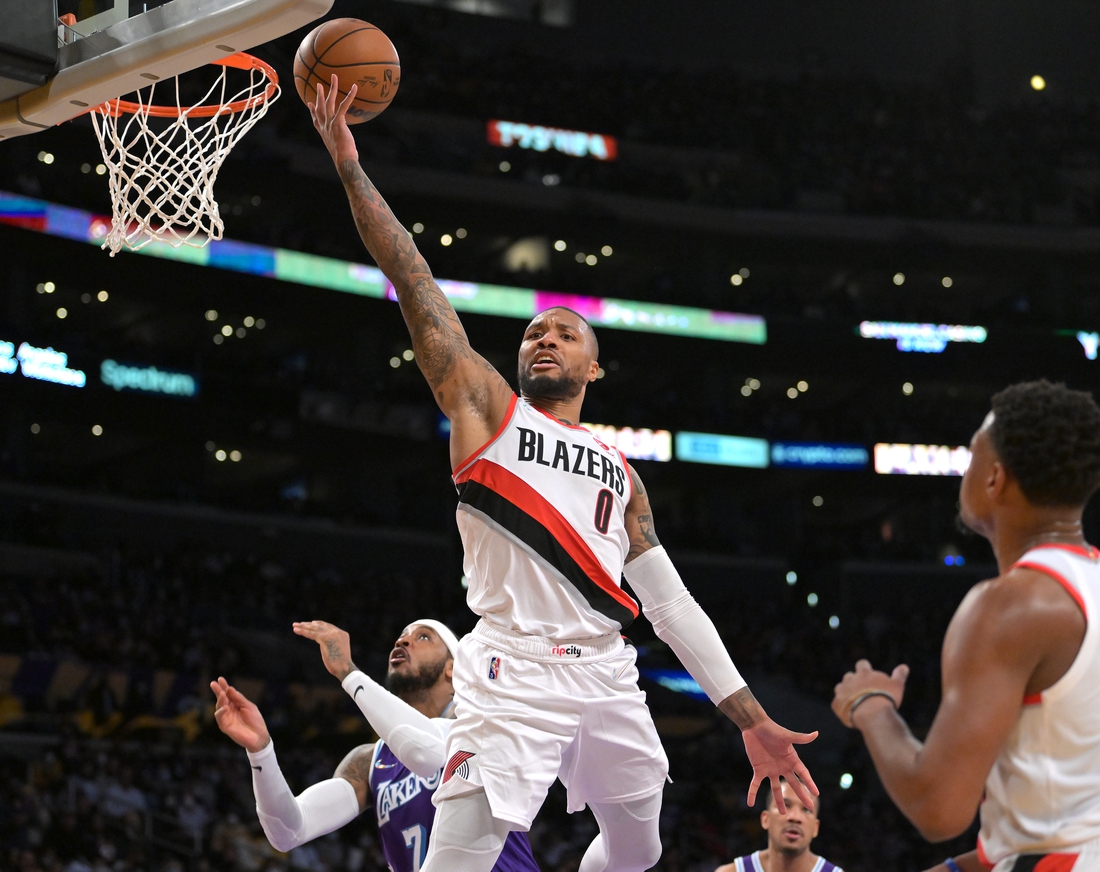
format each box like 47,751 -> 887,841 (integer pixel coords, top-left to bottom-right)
293,18 -> 400,124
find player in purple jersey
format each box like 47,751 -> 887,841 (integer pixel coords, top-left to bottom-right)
211,619 -> 538,872
716,779 -> 844,872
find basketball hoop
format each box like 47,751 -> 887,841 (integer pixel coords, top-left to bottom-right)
89,52 -> 279,256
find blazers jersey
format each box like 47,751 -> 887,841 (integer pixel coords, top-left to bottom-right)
454,394 -> 640,639
977,543 -> 1100,868
368,738 -> 538,872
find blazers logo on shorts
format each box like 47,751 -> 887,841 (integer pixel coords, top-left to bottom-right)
488,656 -> 501,680
551,645 -> 582,658
443,750 -> 475,784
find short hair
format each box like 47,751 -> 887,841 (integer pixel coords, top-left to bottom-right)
987,380 -> 1100,507
534,306 -> 599,359
762,778 -> 820,815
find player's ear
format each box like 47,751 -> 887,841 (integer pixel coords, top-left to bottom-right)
760,809 -> 769,830
587,357 -> 600,383
444,658 -> 454,682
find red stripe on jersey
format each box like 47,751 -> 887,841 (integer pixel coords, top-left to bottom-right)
1034,855 -> 1080,872
453,394 -> 519,481
1014,561 -> 1088,620
1028,543 -> 1100,561
464,459 -> 639,618
1023,692 -> 1043,706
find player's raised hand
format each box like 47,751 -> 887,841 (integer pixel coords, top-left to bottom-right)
831,659 -> 909,728
210,677 -> 270,753
293,620 -> 357,682
741,716 -> 819,814
308,74 -> 359,165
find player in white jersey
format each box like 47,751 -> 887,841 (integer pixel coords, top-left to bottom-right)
830,380 -> 1100,872
309,77 -> 818,872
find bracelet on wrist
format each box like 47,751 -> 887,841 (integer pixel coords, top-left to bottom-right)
943,857 -> 962,872
845,689 -> 898,727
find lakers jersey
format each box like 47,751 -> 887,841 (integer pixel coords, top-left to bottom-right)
977,543 -> 1100,868
454,394 -> 640,639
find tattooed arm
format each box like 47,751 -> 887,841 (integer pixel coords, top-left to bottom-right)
334,744 -> 375,813
622,463 -> 819,811
308,77 -> 511,453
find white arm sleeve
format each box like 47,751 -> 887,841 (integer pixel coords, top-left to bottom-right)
245,741 -> 360,853
622,545 -> 747,705
340,670 -> 450,777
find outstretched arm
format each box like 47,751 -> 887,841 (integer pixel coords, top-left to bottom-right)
621,466 -> 819,812
210,678 -> 362,851
309,78 -> 511,447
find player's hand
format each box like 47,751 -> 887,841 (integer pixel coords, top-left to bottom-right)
741,716 -> 819,813
210,677 -> 270,753
293,620 -> 357,682
831,659 -> 909,728
308,74 -> 359,165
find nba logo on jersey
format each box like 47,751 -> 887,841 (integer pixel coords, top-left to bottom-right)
488,656 -> 501,680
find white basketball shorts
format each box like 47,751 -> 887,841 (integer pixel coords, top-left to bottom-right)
432,619 -> 669,830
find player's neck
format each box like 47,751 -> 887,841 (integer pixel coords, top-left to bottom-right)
989,509 -> 1086,573
401,684 -> 455,719
759,847 -> 818,872
523,394 -> 585,427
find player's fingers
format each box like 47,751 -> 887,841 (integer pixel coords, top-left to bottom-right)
855,658 -> 872,672
787,775 -> 817,811
314,81 -> 326,111
336,84 -> 357,118
770,776 -> 787,814
790,761 -> 819,799
788,729 -> 819,745
327,73 -> 340,112
892,663 -> 910,683
225,685 -> 252,707
746,772 -> 763,808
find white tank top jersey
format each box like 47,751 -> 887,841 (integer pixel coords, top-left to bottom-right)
977,543 -> 1100,868
452,394 -> 640,640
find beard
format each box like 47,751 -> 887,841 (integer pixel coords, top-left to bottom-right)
385,653 -> 449,697
517,366 -> 585,401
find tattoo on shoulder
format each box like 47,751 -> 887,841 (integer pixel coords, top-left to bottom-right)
336,746 -> 374,787
626,468 -> 660,561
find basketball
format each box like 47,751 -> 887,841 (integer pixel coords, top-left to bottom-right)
293,18 -> 401,124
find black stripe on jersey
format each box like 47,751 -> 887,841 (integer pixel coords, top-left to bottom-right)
458,480 -> 636,629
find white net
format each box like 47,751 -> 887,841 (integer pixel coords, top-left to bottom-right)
90,55 -> 279,256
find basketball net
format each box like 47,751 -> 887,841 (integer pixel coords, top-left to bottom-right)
90,53 -> 279,256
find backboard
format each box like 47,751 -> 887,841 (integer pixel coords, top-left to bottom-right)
0,0 -> 333,141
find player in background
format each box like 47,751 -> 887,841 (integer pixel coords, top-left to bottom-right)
831,381 -> 1100,872
210,619 -> 538,872
716,778 -> 844,872
309,76 -> 817,872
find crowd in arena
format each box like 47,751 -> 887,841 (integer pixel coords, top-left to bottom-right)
1,539 -> 978,872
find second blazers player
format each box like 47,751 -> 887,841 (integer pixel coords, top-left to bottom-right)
309,76 -> 818,872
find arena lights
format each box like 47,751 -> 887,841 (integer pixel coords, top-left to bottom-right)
1,341 -> 87,387
0,191 -> 767,346
583,423 -> 672,462
100,359 -> 198,398
638,669 -> 708,701
675,432 -> 769,468
487,120 -> 618,161
1078,332 -> 1099,360
874,443 -> 972,476
771,442 -> 869,470
859,321 -> 987,353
